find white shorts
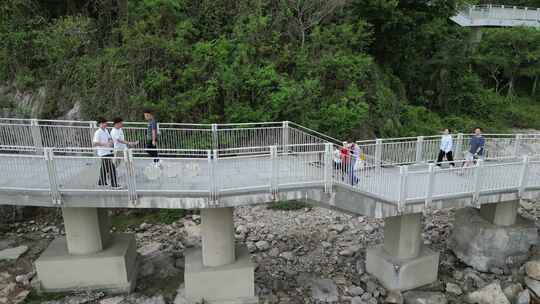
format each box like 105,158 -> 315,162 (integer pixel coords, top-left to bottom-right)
465,152 -> 474,162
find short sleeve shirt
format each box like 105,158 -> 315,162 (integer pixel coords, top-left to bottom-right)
110,128 -> 127,150
93,128 -> 113,157
469,136 -> 485,155
146,119 -> 158,141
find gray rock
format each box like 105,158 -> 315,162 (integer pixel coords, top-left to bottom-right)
351,296 -> 365,304
348,286 -> 365,296
403,291 -> 447,304
525,261 -> 540,280
385,290 -> 403,304
280,251 -> 295,261
0,246 -> 28,260
516,289 -> 530,304
99,297 -> 124,304
466,282 -> 510,304
339,245 -> 361,257
446,282 -> 463,296
137,242 -> 161,256
502,283 -> 522,303
255,241 -> 270,251
449,208 -> 539,272
365,281 -> 377,293
330,224 -> 346,234
311,279 -> 338,302
268,247 -> 280,257
524,277 -> 540,298
133,295 -> 166,304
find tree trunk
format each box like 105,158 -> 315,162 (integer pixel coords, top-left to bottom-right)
532,75 -> 538,96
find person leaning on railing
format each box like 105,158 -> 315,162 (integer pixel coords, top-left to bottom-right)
92,117 -> 120,189
111,117 -> 138,167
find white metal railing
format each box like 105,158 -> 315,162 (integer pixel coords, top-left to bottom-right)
355,133 -> 540,167
0,143 -> 328,205
1,118 -> 540,209
460,4 -> 540,22
0,119 -> 329,151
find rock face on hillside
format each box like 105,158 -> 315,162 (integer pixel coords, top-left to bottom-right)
449,207 -> 539,273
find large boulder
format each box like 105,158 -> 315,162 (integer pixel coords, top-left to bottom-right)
466,282 -> 510,304
449,208 -> 538,272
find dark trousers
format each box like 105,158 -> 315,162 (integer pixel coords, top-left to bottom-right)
146,141 -> 159,162
436,150 -> 455,167
98,154 -> 118,187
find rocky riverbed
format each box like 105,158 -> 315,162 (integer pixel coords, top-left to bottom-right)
0,201 -> 539,304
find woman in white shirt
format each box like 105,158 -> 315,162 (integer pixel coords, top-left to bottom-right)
436,128 -> 455,167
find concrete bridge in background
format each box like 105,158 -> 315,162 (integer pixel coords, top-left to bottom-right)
1,118 -> 539,303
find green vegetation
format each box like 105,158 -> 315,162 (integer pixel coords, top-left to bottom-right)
1,0 -> 539,138
267,200 -> 311,211
111,209 -> 186,230
24,291 -> 66,304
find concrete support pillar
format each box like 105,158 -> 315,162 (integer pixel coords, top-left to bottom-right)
184,207 -> 257,303
201,207 -> 236,267
480,200 -> 519,227
35,207 -> 137,293
366,213 -> 439,291
470,27 -> 483,45
383,213 -> 422,259
62,207 -> 110,255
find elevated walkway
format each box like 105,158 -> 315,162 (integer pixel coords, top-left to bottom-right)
1,118 -> 539,298
451,4 -> 540,27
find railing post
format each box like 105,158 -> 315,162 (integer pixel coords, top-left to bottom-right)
513,134 -> 522,158
375,139 -> 383,167
44,148 -> 61,205
323,143 -> 333,193
455,133 -> 463,160
425,163 -> 435,209
282,121 -> 289,152
472,159 -> 483,207
208,150 -> 218,205
30,119 -> 43,150
89,121 -> 97,144
398,165 -> 409,214
125,149 -> 138,205
519,155 -> 530,197
270,145 -> 279,196
415,136 -> 424,164
211,124 -> 218,150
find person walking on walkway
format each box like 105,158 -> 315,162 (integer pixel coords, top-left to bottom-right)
111,117 -> 137,167
144,109 -> 160,166
93,118 -> 119,188
436,128 -> 455,167
464,127 -> 485,168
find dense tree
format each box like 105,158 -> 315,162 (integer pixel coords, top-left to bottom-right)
0,0 -> 539,138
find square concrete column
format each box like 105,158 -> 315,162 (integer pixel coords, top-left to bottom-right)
62,207 -> 111,255
184,207 -> 257,303
480,200 -> 518,227
366,213 -> 439,291
35,207 -> 137,293
383,213 -> 422,260
201,207 -> 236,266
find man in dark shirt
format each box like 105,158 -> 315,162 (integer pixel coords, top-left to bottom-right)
464,127 -> 485,168
144,109 -> 160,165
